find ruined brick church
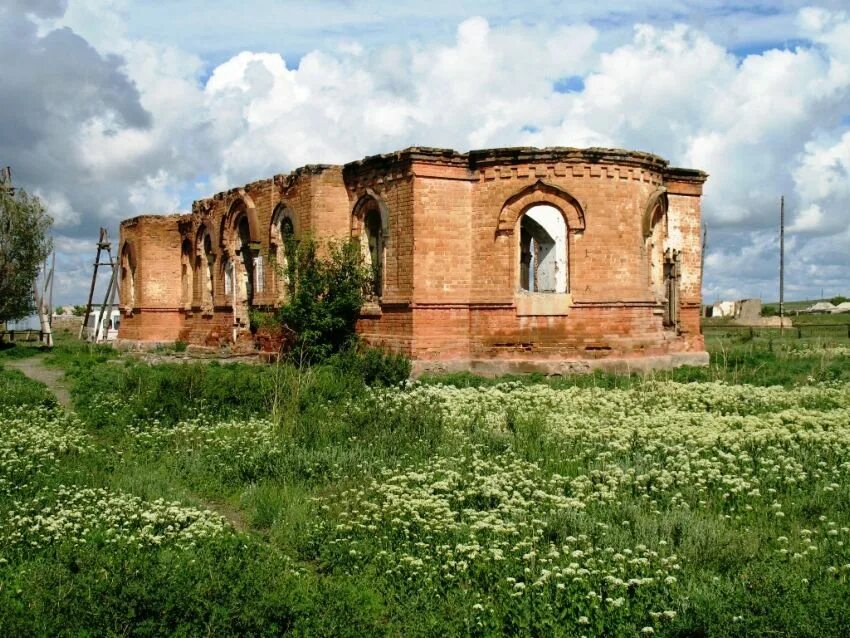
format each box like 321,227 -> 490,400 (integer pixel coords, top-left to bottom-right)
118,146 -> 708,374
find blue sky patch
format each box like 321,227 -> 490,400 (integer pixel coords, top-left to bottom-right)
732,38 -> 810,60
553,76 -> 584,94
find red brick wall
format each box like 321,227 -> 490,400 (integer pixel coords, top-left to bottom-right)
357,306 -> 414,355
118,147 -> 707,369
469,162 -> 663,304
118,215 -> 186,342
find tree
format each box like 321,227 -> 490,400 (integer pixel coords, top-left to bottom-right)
276,237 -> 368,363
0,187 -> 53,324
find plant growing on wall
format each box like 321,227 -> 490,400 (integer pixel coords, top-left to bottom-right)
276,237 -> 369,363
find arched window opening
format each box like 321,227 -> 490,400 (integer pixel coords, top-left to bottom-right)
518,205 -> 567,293
237,216 -> 254,307
120,243 -> 136,311
180,239 -> 193,310
196,230 -> 214,312
274,216 -> 296,302
648,209 -> 666,301
363,207 -> 383,297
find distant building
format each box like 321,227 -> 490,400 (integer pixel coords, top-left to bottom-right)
81,306 -> 121,342
707,298 -> 761,320
807,302 -> 836,314
709,300 -> 737,318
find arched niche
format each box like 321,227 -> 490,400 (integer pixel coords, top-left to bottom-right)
642,188 -> 668,239
644,188 -> 669,299
643,188 -> 678,329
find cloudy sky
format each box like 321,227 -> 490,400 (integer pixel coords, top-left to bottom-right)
2,0 -> 849,307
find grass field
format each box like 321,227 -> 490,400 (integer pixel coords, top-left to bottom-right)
1,336 -> 850,636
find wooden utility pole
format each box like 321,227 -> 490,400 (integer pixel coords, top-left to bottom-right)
779,196 -> 785,334
97,251 -> 119,341
80,228 -> 118,342
30,249 -> 55,347
48,250 -> 55,321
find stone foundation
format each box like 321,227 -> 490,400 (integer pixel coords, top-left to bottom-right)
411,351 -> 710,377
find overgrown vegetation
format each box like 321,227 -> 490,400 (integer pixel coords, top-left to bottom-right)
0,366 -> 56,409
275,237 -> 370,363
0,186 -> 52,324
2,335 -> 850,635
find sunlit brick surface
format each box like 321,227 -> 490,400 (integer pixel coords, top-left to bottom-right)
118,147 -> 708,371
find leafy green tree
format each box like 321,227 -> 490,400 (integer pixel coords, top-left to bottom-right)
276,237 -> 368,363
72,304 -> 87,317
0,187 -> 53,323
830,295 -> 849,306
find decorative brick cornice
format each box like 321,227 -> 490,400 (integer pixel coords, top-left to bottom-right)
468,146 -> 668,171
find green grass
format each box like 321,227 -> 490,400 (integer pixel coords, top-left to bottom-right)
0,367 -> 57,409
2,336 -> 850,635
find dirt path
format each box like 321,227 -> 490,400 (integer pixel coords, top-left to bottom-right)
6,356 -> 74,410
5,354 -> 255,533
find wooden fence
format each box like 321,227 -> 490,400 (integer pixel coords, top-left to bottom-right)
0,329 -> 45,342
702,323 -> 850,339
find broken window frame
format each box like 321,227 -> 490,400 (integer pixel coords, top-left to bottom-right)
517,205 -> 569,294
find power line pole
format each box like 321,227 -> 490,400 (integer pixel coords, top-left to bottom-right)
80,228 -> 117,342
779,196 -> 785,333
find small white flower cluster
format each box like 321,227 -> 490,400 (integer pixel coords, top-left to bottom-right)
321,379 -> 850,630
1,485 -> 231,551
0,405 -> 90,494
130,415 -> 295,482
313,445 -> 685,630
782,344 -> 850,359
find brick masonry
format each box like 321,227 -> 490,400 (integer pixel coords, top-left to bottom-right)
118,146 -> 708,372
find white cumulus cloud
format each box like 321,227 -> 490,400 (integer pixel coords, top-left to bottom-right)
4,1 -> 850,305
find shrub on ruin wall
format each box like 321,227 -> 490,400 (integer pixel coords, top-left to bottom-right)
276,238 -> 368,363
